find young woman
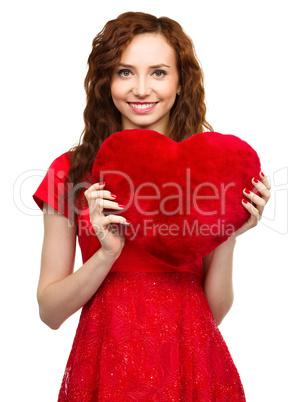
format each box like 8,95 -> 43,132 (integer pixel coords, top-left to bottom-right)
33,11 -> 271,401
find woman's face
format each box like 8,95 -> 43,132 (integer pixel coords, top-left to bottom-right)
110,33 -> 181,135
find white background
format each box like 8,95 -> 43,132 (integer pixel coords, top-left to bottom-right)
2,0 -> 299,401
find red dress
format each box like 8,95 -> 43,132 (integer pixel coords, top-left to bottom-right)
33,152 -> 246,401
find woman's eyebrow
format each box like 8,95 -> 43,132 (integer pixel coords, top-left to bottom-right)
149,64 -> 170,69
117,64 -> 134,68
118,63 -> 170,69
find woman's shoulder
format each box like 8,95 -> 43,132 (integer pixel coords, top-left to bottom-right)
32,150 -> 75,217
48,151 -> 73,172
43,151 -> 76,184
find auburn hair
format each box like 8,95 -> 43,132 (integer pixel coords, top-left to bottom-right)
67,11 -> 213,195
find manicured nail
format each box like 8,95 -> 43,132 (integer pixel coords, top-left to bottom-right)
99,181 -> 105,186
260,171 -> 265,177
118,204 -> 125,208
253,178 -> 259,183
244,188 -> 251,194
110,193 -> 117,198
125,219 -> 131,224
242,198 -> 249,204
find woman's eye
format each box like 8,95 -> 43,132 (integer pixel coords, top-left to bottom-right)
153,70 -> 166,78
118,69 -> 132,77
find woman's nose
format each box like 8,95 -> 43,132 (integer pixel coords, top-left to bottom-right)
132,77 -> 151,97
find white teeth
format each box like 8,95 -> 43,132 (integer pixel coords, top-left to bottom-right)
129,102 -> 157,109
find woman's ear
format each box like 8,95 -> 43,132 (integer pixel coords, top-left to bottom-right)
177,85 -> 181,95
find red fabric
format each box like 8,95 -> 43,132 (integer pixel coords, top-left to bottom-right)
33,133 -> 248,401
58,272 -> 245,401
92,129 -> 261,267
33,152 -> 73,220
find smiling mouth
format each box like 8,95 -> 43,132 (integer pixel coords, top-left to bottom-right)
128,102 -> 158,110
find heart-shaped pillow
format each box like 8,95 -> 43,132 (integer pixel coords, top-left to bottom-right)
92,129 -> 261,267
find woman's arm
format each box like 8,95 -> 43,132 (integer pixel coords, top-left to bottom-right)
202,236 -> 236,326
37,203 -> 118,330
202,173 -> 271,326
37,182 -> 130,330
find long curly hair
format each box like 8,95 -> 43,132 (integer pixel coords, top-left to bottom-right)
68,11 -> 213,197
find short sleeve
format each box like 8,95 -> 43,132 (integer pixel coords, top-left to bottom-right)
32,152 -> 73,219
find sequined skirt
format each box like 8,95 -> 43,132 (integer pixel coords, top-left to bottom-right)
58,271 -> 246,401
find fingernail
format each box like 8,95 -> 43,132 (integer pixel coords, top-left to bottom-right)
126,219 -> 131,224
244,188 -> 251,194
260,171 -> 265,177
111,193 -> 117,199
242,198 -> 249,204
99,181 -> 105,186
118,204 -> 125,208
253,178 -> 259,183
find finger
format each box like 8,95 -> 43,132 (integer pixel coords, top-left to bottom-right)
84,182 -> 106,198
88,190 -> 116,200
252,177 -> 271,202
93,214 -> 131,232
242,198 -> 261,220
106,214 -> 131,225
96,198 -> 126,210
90,182 -> 106,191
259,171 -> 271,190
243,188 -> 266,208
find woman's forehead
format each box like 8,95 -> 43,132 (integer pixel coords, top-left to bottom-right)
120,33 -> 176,65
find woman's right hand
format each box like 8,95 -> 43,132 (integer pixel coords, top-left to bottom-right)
84,182 -> 131,259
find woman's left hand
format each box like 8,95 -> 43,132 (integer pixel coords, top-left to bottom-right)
233,171 -> 271,237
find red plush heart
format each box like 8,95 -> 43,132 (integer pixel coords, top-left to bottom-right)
92,129 -> 261,266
